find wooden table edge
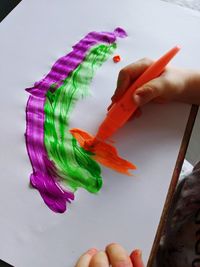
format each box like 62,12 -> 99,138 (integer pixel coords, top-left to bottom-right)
147,104 -> 199,267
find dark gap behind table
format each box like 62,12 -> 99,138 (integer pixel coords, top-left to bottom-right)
0,260 -> 13,267
0,0 -> 22,22
0,1 -> 21,266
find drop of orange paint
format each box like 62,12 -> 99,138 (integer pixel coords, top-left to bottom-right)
113,55 -> 121,63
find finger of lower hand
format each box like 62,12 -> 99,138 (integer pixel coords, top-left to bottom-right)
130,250 -> 144,267
75,248 -> 98,267
106,243 -> 133,267
89,251 -> 109,267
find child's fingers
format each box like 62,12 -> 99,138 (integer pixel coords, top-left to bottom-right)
106,243 -> 133,267
89,251 -> 109,267
75,248 -> 98,267
133,77 -> 167,106
108,58 -> 153,110
115,58 -> 153,99
130,250 -> 145,267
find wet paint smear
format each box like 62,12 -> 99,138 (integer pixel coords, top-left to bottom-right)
70,129 -> 136,175
25,28 -> 130,213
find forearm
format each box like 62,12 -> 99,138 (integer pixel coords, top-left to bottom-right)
177,70 -> 200,105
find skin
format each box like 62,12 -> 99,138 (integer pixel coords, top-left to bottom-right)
75,243 -> 144,267
75,59 -> 200,266
111,58 -> 200,108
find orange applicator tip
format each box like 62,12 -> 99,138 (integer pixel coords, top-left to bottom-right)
70,128 -> 136,175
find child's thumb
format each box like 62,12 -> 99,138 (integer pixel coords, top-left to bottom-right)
133,78 -> 164,106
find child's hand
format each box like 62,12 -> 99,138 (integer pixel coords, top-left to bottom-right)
109,58 -> 200,108
75,243 -> 144,267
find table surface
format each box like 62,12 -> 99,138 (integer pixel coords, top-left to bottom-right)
0,1 -> 200,266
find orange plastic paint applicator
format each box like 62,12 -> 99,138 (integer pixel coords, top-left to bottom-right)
96,46 -> 181,141
70,46 -> 180,174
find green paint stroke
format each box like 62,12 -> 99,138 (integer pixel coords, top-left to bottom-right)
44,43 -> 116,193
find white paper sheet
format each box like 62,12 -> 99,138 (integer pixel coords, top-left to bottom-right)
0,0 -> 199,266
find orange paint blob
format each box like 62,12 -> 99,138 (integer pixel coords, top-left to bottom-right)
70,128 -> 136,175
113,55 -> 121,63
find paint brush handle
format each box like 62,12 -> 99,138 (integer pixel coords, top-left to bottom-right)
96,46 -> 181,140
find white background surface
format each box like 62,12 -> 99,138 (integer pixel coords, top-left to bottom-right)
0,0 -> 200,266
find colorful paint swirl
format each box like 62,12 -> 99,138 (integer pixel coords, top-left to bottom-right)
25,28 -> 129,213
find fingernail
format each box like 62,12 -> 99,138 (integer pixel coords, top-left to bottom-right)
108,96 -> 119,110
133,249 -> 142,257
130,249 -> 142,259
111,94 -> 117,101
135,86 -> 153,96
111,93 -> 121,102
86,248 -> 98,256
108,242 -> 118,246
133,94 -> 141,105
107,102 -> 114,111
135,89 -> 145,96
130,249 -> 144,267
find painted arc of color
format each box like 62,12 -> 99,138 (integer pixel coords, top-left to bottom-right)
25,96 -> 74,213
44,43 -> 116,193
26,27 -> 127,98
25,28 -> 127,213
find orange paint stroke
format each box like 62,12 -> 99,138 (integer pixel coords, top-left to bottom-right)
70,128 -> 136,175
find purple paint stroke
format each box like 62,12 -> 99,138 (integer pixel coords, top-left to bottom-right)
25,27 -> 127,213
26,27 -> 127,97
25,96 -> 74,213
